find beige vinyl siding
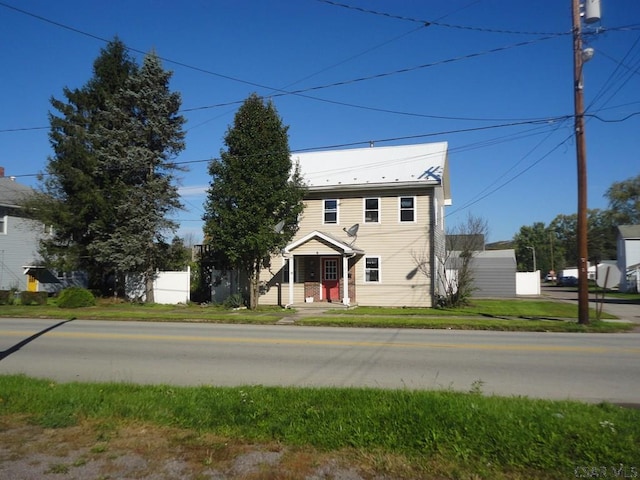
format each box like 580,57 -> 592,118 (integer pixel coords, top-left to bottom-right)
259,255 -> 306,305
356,195 -> 432,307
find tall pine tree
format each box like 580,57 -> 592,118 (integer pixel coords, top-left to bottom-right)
29,38 -> 137,292
89,51 -> 186,302
203,94 -> 306,309
28,41 -> 185,300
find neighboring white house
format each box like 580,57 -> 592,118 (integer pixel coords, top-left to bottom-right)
617,225 -> 640,292
258,142 -> 451,308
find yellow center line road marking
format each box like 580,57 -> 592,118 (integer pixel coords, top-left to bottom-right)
3,330 -> 640,354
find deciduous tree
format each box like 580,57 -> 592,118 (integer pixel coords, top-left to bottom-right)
436,214 -> 488,308
605,173 -> 640,225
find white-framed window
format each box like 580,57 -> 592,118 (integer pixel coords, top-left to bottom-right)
323,199 -> 338,224
399,196 -> 416,222
0,214 -> 7,235
364,256 -> 381,283
363,197 -> 380,223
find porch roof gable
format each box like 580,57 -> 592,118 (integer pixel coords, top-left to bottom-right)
283,230 -> 364,255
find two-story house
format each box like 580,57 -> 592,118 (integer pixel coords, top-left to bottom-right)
259,142 -> 450,308
0,169 -> 89,294
0,168 -> 49,292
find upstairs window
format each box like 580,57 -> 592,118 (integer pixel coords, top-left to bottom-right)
364,198 -> 379,223
399,196 -> 415,222
324,199 -> 338,224
0,214 -> 6,234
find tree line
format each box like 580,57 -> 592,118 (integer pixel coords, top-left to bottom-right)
510,174 -> 640,276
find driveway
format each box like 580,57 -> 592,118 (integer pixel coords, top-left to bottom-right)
541,285 -> 640,325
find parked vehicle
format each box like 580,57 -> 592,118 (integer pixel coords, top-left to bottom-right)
557,276 -> 578,287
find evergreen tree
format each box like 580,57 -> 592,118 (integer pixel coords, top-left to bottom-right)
203,94 -> 306,309
27,38 -> 137,292
26,41 -> 185,300
88,52 -> 186,302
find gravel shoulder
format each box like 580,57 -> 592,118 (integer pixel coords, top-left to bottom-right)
0,415 -> 398,480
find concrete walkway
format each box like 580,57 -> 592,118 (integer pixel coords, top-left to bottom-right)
276,301 -> 345,324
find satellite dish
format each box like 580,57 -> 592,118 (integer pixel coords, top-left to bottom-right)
344,223 -> 359,237
343,223 -> 359,245
274,220 -> 285,234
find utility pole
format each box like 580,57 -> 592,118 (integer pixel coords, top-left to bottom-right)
572,0 -> 592,324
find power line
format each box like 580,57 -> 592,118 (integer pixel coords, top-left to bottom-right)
0,1 -> 565,127
317,0 -> 570,36
447,132 -> 575,217
8,116 -> 569,179
2,0 -> 633,138
184,33 -> 566,113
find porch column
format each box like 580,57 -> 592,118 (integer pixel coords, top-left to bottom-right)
287,255 -> 294,306
342,255 -> 350,305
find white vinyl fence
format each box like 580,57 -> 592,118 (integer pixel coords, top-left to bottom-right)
516,271 -> 541,296
126,267 -> 190,304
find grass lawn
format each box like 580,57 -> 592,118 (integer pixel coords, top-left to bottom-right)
1,375 -> 638,479
0,296 -> 635,332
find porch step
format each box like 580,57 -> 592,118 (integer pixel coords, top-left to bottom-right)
291,301 -> 356,310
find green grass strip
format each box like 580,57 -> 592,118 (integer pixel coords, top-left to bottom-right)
1,374 -> 638,476
298,316 -> 633,332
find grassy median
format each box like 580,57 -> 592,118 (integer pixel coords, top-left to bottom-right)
1,374 -> 638,479
0,297 -> 636,332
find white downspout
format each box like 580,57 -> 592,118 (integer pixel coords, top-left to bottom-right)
287,255 -> 294,307
342,253 -> 356,306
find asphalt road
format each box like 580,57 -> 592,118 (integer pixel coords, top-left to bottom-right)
1,318 -> 639,404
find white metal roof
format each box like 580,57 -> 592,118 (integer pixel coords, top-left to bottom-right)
292,142 -> 449,196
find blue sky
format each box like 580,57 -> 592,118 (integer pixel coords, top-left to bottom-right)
1,0 -> 639,243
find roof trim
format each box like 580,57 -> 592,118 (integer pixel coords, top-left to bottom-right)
618,225 -> 640,239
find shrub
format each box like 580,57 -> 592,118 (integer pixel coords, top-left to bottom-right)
223,293 -> 245,309
19,291 -> 48,305
0,290 -> 15,305
56,287 -> 96,308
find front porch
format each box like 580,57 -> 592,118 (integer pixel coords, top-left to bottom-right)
281,230 -> 364,307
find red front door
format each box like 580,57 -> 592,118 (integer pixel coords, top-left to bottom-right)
322,258 -> 340,302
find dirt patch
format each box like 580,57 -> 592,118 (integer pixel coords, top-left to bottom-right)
0,415 -> 423,479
